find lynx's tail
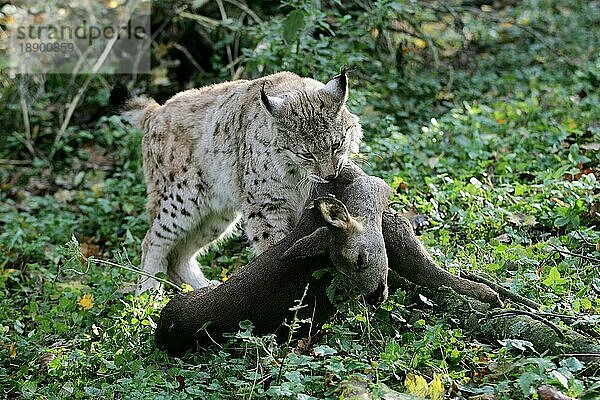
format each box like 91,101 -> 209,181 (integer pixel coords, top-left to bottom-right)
122,96 -> 160,129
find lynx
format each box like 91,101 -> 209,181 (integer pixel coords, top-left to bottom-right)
124,69 -> 363,293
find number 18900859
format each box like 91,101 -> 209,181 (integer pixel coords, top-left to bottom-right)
19,42 -> 74,53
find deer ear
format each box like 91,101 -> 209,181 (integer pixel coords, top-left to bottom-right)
260,83 -> 285,115
319,68 -> 348,107
315,196 -> 362,232
281,227 -> 330,261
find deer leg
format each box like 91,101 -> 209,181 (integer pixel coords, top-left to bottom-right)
382,209 -> 503,307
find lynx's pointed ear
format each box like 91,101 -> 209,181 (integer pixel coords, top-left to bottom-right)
315,196 -> 362,232
281,227 -> 330,260
260,83 -> 285,115
319,67 -> 349,107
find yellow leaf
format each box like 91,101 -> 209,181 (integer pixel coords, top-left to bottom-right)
221,275 -> 229,283
429,373 -> 444,400
405,373 -> 428,397
496,118 -> 507,125
9,342 -> 16,358
181,283 -> 194,293
414,39 -> 427,49
77,294 -> 94,311
565,118 -> 577,130
90,183 -> 104,197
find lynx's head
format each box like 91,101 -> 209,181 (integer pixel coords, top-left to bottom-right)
260,69 -> 363,183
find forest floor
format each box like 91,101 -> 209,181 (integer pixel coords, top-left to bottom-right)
1,0 -> 599,399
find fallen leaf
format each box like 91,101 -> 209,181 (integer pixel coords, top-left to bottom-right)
80,243 -> 101,258
176,375 -> 185,390
538,385 -> 576,400
429,373 -> 444,400
90,183 -> 105,197
405,373 -> 428,397
39,352 -> 56,372
494,233 -> 511,243
428,156 -> 441,169
397,181 -> 409,191
53,189 -> 74,203
579,143 -> 600,151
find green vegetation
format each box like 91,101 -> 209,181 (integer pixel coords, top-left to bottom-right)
1,0 -> 599,398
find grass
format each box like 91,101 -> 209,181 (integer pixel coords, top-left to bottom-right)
1,0 -> 599,398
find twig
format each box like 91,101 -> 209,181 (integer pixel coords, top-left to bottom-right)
178,11 -> 220,29
554,353 -> 600,358
8,132 -> 36,159
486,309 -> 565,340
18,82 -> 31,142
172,42 -> 206,74
276,283 -> 310,385
247,347 -> 260,400
403,18 -> 440,68
548,243 -> 600,264
0,159 -> 32,165
223,0 -> 262,23
132,6 -> 174,82
89,257 -> 182,292
17,81 -> 35,157
461,271 -> 543,310
441,3 -> 466,47
215,0 -> 235,79
51,74 -> 95,158
203,328 -> 224,349
573,230 -> 597,248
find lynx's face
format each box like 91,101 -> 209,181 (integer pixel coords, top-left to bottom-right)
261,70 -> 362,183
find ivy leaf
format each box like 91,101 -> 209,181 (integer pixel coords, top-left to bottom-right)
282,10 -> 305,44
551,370 -> 569,389
542,266 -> 566,287
313,345 -> 337,356
517,371 -> 541,396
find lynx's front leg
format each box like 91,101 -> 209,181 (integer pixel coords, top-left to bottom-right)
244,196 -> 299,253
245,213 -> 291,254
243,173 -> 309,253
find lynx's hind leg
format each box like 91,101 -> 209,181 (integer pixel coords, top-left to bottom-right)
137,179 -> 208,294
168,210 -> 241,288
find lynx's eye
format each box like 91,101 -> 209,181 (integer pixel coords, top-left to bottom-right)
331,141 -> 342,153
297,152 -> 316,161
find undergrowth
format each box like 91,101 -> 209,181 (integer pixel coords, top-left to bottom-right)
1,0 -> 599,398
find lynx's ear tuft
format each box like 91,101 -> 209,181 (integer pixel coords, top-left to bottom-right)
260,83 -> 285,115
319,67 -> 350,108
